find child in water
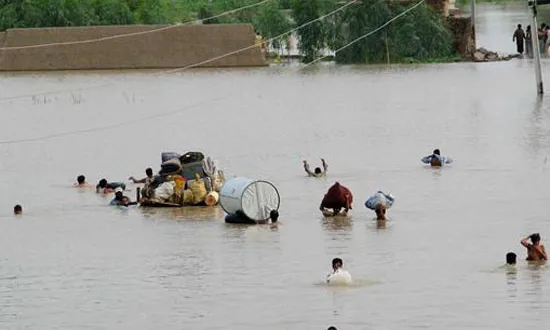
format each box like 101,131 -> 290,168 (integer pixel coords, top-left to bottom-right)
326,258 -> 352,284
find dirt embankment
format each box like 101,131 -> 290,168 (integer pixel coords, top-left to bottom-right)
0,24 -> 266,71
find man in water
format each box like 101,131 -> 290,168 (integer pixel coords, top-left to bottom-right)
421,149 -> 452,167
506,252 -> 517,265
129,168 -> 154,184
14,204 -> 22,215
257,210 -> 280,225
74,175 -> 92,188
320,182 -> 353,216
225,209 -> 280,225
96,179 -> 126,194
303,158 -> 328,178
521,233 -> 548,261
513,24 -> 525,55
326,258 -> 352,284
109,188 -> 136,207
375,203 -> 387,221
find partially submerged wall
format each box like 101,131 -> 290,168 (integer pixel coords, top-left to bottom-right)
0,24 -> 266,71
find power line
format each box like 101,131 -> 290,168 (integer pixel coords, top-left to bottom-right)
0,94 -> 232,145
0,0 -> 359,102
0,0 -> 272,51
301,0 -> 427,69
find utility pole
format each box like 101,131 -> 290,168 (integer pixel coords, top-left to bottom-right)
528,0 -> 549,94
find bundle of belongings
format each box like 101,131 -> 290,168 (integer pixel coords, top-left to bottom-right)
140,151 -> 224,206
365,191 -> 395,210
320,182 -> 353,216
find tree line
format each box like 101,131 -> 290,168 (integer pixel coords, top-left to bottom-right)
0,0 -> 454,64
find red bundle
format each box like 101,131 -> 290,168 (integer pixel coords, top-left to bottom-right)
321,182 -> 353,210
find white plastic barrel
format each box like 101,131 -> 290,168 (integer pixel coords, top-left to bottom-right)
219,177 -> 280,221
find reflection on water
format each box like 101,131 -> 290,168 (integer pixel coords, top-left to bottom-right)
321,216 -> 353,232
139,205 -> 225,221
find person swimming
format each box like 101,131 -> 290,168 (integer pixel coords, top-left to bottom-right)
96,179 -> 126,194
225,209 -> 280,225
506,252 -> 517,265
326,258 -> 352,284
303,158 -> 328,178
74,175 -> 93,188
13,204 -> 22,215
521,233 -> 548,261
109,188 -> 136,207
129,168 -> 154,184
421,149 -> 452,167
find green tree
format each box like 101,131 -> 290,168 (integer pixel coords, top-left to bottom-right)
94,0 -> 134,25
254,1 -> 291,48
291,0 -> 326,62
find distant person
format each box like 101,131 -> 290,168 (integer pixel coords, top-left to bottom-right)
513,24 -> 525,55
109,188 -> 136,207
13,204 -> 22,215
506,252 -> 517,266
129,168 -> 154,184
303,158 -> 328,178
526,25 -> 533,58
74,175 -> 92,188
326,258 -> 352,284
225,209 -> 279,225
421,149 -> 452,167
538,23 -> 547,55
320,182 -> 353,216
96,179 -> 126,194
521,233 -> 548,261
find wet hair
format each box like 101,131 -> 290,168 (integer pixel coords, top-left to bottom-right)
314,167 -> 322,174
77,175 -> 86,184
518,24 -> 522,29
270,210 -> 279,222
14,204 -> 22,214
531,233 -> 541,244
98,179 -> 107,188
332,258 -> 343,268
433,149 -> 441,155
506,252 -> 517,265
146,168 -> 153,177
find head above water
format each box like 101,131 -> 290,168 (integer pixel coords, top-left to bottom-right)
98,179 -> 107,188
433,149 -> 441,156
314,167 -> 322,174
327,327 -> 338,330
531,233 -> 541,244
518,24 -> 522,29
269,210 -> 279,222
506,252 -> 517,265
77,175 -> 86,184
146,168 -> 153,177
14,204 -> 22,215
332,258 -> 343,270
527,25 -> 531,31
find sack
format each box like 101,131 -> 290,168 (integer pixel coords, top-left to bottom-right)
161,152 -> 181,163
321,182 -> 353,209
180,151 -> 205,164
160,158 -> 182,175
183,189 -> 194,204
154,182 -> 175,201
189,179 -> 207,204
365,191 -> 395,210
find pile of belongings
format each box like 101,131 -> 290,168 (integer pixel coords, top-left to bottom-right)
141,151 -> 224,206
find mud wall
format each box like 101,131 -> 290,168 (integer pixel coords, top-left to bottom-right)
0,24 -> 266,71
448,17 -> 476,58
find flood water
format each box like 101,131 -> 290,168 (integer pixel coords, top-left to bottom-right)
2,4 -> 550,330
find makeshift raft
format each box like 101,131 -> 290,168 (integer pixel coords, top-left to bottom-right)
138,151 -> 225,208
